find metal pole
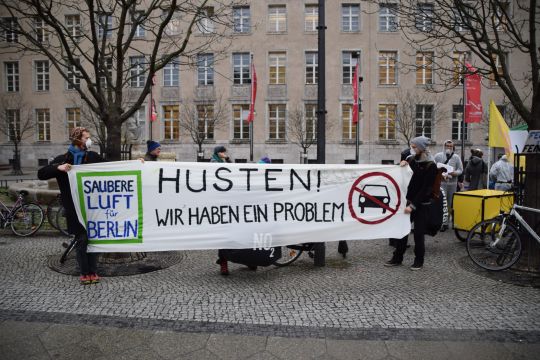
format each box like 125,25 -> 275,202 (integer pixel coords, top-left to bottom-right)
249,121 -> 253,162
461,60 -> 466,165
149,85 -> 153,141
314,0 -> 326,267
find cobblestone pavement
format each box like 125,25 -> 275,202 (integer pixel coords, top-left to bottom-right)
0,230 -> 539,359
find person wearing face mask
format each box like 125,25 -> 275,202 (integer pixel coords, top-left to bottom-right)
433,140 -> 463,229
384,136 -> 437,270
38,127 -> 105,285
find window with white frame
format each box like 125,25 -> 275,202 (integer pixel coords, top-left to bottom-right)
233,104 -> 250,139
36,108 -> 51,141
97,13 -> 112,38
268,5 -> 287,33
378,104 -> 397,140
65,15 -> 81,38
197,104 -> 214,140
233,53 -> 251,85
34,18 -> 49,43
197,53 -> 214,86
341,103 -> 356,140
268,104 -> 286,140
66,108 -> 81,135
415,105 -> 433,138
378,51 -> 397,85
341,4 -> 359,32
452,104 -> 468,141
67,59 -> 81,90
163,57 -> 179,87
416,3 -> 433,32
233,6 -> 250,33
163,104 -> 180,140
342,51 -> 359,84
416,52 -> 433,85
4,62 -> 19,92
305,103 -> 317,140
379,4 -> 398,32
35,60 -> 50,91
197,7 -> 215,34
305,5 -> 318,32
1,17 -> 18,43
453,7 -> 470,32
130,56 -> 145,87
7,109 -> 20,141
99,57 -> 113,89
163,9 -> 182,36
133,10 -> 145,37
269,52 -> 286,85
494,2 -> 510,31
305,51 -> 318,85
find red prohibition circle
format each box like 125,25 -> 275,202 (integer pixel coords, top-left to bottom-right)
347,171 -> 401,224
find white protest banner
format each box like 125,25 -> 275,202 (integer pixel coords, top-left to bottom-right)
68,161 -> 413,252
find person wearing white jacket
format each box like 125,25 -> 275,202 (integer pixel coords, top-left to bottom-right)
433,140 -> 463,228
489,155 -> 514,191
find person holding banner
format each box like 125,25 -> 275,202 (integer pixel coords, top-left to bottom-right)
144,140 -> 161,161
385,136 -> 437,271
38,127 -> 105,285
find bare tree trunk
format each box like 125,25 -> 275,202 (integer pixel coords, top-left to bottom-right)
197,143 -> 203,162
11,143 -> 23,175
106,121 -> 122,161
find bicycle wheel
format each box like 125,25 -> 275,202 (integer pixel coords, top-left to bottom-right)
10,203 -> 44,237
466,217 -> 522,271
55,206 -> 70,236
273,246 -> 303,267
60,236 -> 78,264
46,196 -> 62,230
454,229 -> 468,242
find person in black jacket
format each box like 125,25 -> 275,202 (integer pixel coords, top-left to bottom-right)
385,136 -> 437,270
38,127 -> 105,285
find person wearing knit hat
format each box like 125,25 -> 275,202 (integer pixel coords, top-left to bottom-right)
410,136 -> 430,152
211,145 -> 231,163
258,156 -> 271,164
144,140 -> 161,161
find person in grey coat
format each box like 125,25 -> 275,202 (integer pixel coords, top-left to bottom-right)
489,155 -> 514,191
464,149 -> 487,190
433,140 -> 463,213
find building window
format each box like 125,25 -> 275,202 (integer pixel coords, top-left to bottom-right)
163,10 -> 182,36
233,6 -> 250,33
133,10 -> 145,37
233,104 -> 250,139
129,56 -> 145,87
233,53 -> 251,85
415,105 -> 433,138
453,8 -> 469,32
415,3 -> 433,32
268,104 -> 286,140
99,57 -> 113,89
494,2 -> 510,31
197,7 -> 214,34
305,51 -> 318,85
378,51 -> 397,85
452,104 -> 468,141
7,109 -> 20,141
66,108 -> 81,135
269,52 -> 286,85
67,59 -> 81,90
268,5 -> 287,33
304,5 -> 318,32
378,104 -> 397,140
379,4 -> 398,32
305,103 -> 317,140
342,51 -> 359,84
163,57 -> 179,87
65,15 -> 81,38
416,52 -> 433,85
197,104 -> 214,140
163,105 -> 180,140
35,60 -> 50,91
490,54 -> 506,86
34,18 -> 49,43
1,17 -> 18,43
341,4 -> 360,32
341,104 -> 356,140
197,53 -> 214,86
4,62 -> 19,92
36,108 -> 51,141
97,13 -> 112,38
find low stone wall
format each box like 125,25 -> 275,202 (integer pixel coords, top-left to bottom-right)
132,151 -> 177,162
8,179 -> 59,204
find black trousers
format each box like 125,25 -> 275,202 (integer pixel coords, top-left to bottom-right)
393,204 -> 428,264
75,232 -> 98,275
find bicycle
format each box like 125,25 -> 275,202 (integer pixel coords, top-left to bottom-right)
466,203 -> 540,271
60,234 -> 78,264
0,190 -> 44,236
273,243 -> 316,267
46,194 -> 70,236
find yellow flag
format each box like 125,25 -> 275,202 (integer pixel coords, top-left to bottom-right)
489,100 -> 513,161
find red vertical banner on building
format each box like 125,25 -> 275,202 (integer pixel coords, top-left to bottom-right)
464,63 -> 482,123
151,99 -> 157,121
352,62 -> 359,124
246,62 -> 257,123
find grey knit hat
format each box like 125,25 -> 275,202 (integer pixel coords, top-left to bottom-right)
410,136 -> 430,151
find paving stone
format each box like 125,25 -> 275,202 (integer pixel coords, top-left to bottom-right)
503,343 -> 540,359
385,340 -> 451,360
266,337 -> 326,359
182,348 -> 221,360
326,339 -> 388,360
38,323 -> 101,351
206,334 -> 266,359
0,336 -> 48,359
149,331 -> 209,359
444,341 -> 514,360
0,320 -> 50,345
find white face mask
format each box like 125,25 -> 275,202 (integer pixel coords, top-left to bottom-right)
445,149 -> 452,155
410,146 -> 417,155
85,138 -> 92,149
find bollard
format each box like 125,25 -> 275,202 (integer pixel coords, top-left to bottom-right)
313,242 -> 326,267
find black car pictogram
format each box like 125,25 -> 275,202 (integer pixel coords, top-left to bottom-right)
358,184 -> 390,213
